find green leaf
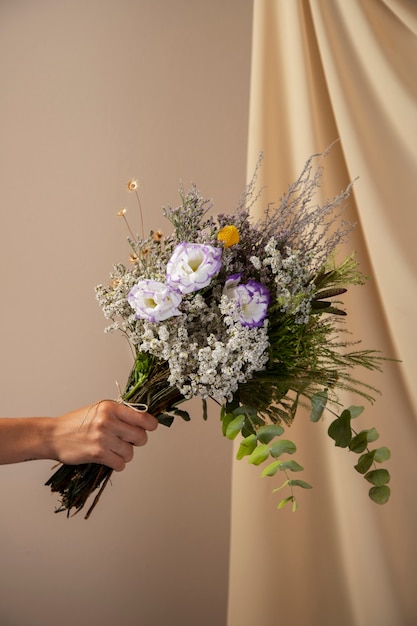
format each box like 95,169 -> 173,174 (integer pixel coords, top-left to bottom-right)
247,444 -> 270,466
323,306 -> 346,316
233,404 -> 258,419
314,287 -> 347,299
158,414 -> 175,427
269,439 -> 296,458
346,405 -> 364,418
236,435 -> 257,460
369,485 -> 391,505
272,480 -> 289,492
310,390 -> 328,422
202,398 -> 208,421
365,468 -> 391,487
365,427 -> 379,443
221,412 -> 234,436
257,424 -> 285,444
288,479 -> 313,489
354,451 -> 375,474
225,414 -> 245,440
373,446 -> 391,463
277,496 -> 294,509
261,459 -> 304,477
261,460 -> 282,477
349,430 -> 369,453
279,460 -> 304,472
174,408 -> 190,421
328,409 -> 352,448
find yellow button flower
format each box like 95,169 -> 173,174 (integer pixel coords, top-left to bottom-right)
217,225 -> 240,248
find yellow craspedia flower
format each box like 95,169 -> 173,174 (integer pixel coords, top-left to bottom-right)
217,225 -> 240,248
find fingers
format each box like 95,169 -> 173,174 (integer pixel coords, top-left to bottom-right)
82,400 -> 158,470
112,402 -> 159,432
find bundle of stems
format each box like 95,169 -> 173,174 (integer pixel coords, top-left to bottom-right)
45,355 -> 185,519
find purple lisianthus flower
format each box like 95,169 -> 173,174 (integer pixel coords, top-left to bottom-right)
128,279 -> 182,322
223,275 -> 270,327
166,242 -> 222,294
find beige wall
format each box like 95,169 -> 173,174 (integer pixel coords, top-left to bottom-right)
0,2 -> 252,625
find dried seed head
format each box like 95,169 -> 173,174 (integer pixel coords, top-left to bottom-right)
127,179 -> 139,192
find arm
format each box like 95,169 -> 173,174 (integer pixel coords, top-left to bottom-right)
0,400 -> 158,470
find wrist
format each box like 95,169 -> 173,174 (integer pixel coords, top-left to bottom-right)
0,416 -> 57,465
26,417 -> 58,462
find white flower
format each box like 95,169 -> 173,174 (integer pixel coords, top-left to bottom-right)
250,255 -> 262,270
166,242 -> 222,294
127,279 -> 182,322
223,274 -> 270,328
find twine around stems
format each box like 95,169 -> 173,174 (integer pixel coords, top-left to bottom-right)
115,381 -> 149,413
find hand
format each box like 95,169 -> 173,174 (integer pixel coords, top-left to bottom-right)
49,400 -> 158,470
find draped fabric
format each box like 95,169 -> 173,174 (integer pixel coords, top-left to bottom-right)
227,2 -> 417,625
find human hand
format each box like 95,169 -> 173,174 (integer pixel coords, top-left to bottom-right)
48,400 -> 158,470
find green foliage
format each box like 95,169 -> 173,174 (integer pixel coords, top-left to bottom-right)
220,404 -> 308,510
310,390 -> 328,422
369,485 -> 391,505
327,405 -> 391,505
221,396 -> 391,511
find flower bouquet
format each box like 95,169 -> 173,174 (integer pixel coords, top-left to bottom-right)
46,152 -> 391,518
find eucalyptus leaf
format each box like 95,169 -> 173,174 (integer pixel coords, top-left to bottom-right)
288,479 -> 313,489
347,405 -> 364,418
328,409 -> 352,448
272,480 -> 290,492
257,424 -> 285,444
236,435 -> 257,460
277,496 -> 293,509
354,451 -> 375,474
233,404 -> 257,419
369,485 -> 391,505
310,390 -> 328,422
269,439 -> 296,458
366,427 -> 379,443
221,412 -> 233,436
261,460 -> 282,477
279,460 -> 304,472
373,446 -> 391,463
349,431 -> 369,453
247,444 -> 270,466
225,414 -> 245,439
365,468 -> 390,487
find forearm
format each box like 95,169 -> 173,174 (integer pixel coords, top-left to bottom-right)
0,402 -> 158,468
0,417 -> 56,465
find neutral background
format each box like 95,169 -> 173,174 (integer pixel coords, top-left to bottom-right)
0,1 -> 252,625
1,2 -> 417,626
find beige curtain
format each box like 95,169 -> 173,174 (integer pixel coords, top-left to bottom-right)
228,2 -> 417,626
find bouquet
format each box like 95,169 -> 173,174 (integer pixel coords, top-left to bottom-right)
46,152 -> 391,518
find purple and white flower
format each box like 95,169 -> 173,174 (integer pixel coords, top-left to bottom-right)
166,242 -> 222,294
223,274 -> 270,328
128,279 -> 182,322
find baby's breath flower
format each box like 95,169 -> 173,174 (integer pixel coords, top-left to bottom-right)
250,256 -> 262,270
